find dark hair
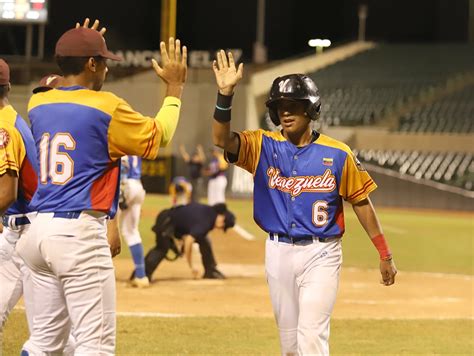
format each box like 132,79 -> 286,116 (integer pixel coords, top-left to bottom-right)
0,84 -> 9,99
55,56 -> 105,76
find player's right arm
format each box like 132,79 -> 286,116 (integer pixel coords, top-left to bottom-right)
108,38 -> 187,160
211,50 -> 244,155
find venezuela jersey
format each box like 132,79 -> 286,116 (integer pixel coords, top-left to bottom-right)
28,86 -> 180,217
230,129 -> 377,239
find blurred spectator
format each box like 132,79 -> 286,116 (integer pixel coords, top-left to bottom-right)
179,144 -> 206,201
203,148 -> 228,205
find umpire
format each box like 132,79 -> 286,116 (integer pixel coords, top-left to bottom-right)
143,202 -> 236,280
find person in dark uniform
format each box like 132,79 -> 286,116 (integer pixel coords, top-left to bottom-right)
143,202 -> 236,280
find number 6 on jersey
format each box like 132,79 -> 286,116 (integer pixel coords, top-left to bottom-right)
312,200 -> 329,227
39,133 -> 76,185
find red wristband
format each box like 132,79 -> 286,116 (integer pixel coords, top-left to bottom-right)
370,234 -> 392,260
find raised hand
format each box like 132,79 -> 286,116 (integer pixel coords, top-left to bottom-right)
75,18 -> 107,36
212,50 -> 244,96
151,38 -> 187,88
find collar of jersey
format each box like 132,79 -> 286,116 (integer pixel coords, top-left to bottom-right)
279,130 -> 320,147
57,85 -> 87,91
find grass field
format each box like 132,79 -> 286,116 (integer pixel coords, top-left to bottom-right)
4,311 -> 473,354
2,195 -> 473,355
135,195 -> 474,275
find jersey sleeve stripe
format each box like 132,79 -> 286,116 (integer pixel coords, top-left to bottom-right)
143,122 -> 157,159
347,180 -> 376,201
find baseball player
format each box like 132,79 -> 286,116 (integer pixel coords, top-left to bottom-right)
0,70 -> 79,354
0,58 -> 39,352
204,147 -> 229,205
211,51 -> 397,355
144,202 -> 235,280
15,20 -> 187,355
118,155 -> 149,288
169,176 -> 193,206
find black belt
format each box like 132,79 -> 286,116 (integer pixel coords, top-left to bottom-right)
269,233 -> 340,246
53,211 -> 82,219
2,215 -> 31,227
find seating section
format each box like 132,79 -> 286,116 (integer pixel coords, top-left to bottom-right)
398,84 -> 474,133
354,149 -> 473,191
310,44 -> 474,127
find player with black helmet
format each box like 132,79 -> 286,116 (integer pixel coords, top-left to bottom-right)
211,51 -> 397,355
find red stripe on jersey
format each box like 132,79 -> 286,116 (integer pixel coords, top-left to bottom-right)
347,180 -> 374,200
143,122 -> 157,159
90,163 -> 120,212
19,158 -> 38,201
348,180 -> 375,201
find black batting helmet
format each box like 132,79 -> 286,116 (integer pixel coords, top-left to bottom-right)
265,74 -> 322,126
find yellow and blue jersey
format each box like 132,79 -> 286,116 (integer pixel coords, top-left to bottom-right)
231,129 -> 377,239
28,86 -> 180,217
0,105 -> 39,215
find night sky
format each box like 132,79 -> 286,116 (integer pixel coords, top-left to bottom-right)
0,0 -> 470,61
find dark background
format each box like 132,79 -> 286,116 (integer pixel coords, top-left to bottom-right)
0,0 -> 470,61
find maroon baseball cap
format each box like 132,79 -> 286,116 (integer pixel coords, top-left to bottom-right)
55,27 -> 122,61
32,74 -> 64,94
0,59 -> 10,85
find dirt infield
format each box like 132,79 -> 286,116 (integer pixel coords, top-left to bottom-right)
114,230 -> 473,320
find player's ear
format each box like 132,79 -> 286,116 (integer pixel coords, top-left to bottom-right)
87,57 -> 97,73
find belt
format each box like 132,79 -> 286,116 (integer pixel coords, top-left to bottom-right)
2,215 -> 31,228
53,211 -> 82,219
269,233 -> 340,246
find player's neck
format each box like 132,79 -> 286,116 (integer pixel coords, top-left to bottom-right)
0,97 -> 9,109
283,127 -> 313,147
62,75 -> 94,90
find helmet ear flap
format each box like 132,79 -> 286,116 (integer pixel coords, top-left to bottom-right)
268,106 -> 280,126
306,102 -> 321,121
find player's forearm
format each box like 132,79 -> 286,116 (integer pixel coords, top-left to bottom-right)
155,97 -> 182,147
166,84 -> 184,99
183,235 -> 195,268
353,197 -> 393,261
212,121 -> 239,155
352,198 -> 383,237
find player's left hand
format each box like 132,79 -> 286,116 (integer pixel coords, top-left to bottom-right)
75,18 -> 107,36
191,267 -> 199,280
379,258 -> 397,286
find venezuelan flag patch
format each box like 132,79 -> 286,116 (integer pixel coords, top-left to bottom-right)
323,157 -> 333,166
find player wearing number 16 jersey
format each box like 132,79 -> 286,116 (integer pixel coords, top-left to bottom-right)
211,51 -> 397,355
16,24 -> 187,355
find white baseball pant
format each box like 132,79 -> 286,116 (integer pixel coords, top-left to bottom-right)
265,236 -> 342,356
119,178 -> 145,246
16,211 -> 115,355
207,175 -> 227,206
0,220 -> 34,351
